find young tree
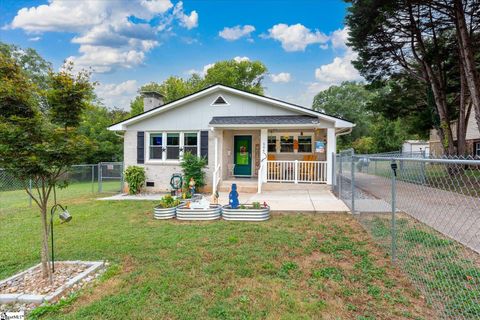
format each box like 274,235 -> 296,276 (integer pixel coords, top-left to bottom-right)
0,54 -> 94,280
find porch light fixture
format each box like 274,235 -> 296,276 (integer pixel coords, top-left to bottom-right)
50,204 -> 72,273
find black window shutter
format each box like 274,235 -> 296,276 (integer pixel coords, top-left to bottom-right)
137,131 -> 145,164
200,131 -> 209,161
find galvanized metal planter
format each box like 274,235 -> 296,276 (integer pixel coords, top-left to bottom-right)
153,202 -> 185,220
176,204 -> 222,221
222,205 -> 270,221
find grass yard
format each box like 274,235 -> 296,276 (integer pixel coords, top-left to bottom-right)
0,193 -> 435,319
359,213 -> 480,319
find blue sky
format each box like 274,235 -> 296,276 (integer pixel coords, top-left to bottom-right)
0,0 -> 361,109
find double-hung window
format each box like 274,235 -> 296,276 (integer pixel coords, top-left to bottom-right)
475,142 -> 480,157
298,136 -> 312,153
166,133 -> 180,160
268,136 -> 277,152
280,136 -> 294,153
149,134 -> 163,160
183,132 -> 198,156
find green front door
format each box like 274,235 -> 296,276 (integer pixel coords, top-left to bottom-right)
234,135 -> 252,176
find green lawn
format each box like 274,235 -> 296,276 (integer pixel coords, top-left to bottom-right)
359,214 -> 480,319
0,193 -> 434,319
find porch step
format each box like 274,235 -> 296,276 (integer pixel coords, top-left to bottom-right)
219,179 -> 258,193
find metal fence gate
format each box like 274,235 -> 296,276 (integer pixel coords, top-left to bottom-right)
333,149 -> 480,319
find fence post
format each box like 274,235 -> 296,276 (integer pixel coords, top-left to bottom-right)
29,179 -> 32,207
351,151 -> 355,213
120,162 -> 125,193
294,160 -> 298,184
91,165 -> 94,193
339,154 -> 343,198
391,159 -> 397,263
331,152 -> 336,192
98,163 -> 102,193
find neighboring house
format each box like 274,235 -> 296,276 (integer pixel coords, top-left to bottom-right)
108,84 -> 354,193
429,108 -> 480,157
402,140 -> 429,157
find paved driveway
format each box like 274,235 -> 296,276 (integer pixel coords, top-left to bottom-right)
354,172 -> 480,253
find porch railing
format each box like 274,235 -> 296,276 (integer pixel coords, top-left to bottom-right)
267,160 -> 327,183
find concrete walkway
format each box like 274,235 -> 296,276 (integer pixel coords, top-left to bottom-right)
218,189 -> 349,213
98,188 -> 349,213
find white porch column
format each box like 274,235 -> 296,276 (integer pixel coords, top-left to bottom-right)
260,128 -> 268,183
212,130 -> 219,195
326,127 -> 336,185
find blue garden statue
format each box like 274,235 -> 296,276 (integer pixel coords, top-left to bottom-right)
229,183 -> 239,209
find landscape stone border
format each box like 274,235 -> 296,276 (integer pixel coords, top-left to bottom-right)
0,261 -> 104,305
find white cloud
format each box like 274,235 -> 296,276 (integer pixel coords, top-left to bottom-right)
265,23 -> 328,52
314,49 -> 361,84
233,56 -> 250,62
219,25 -> 255,41
330,27 -> 349,49
9,0 -> 198,73
28,36 -> 41,42
96,80 -> 138,109
173,1 -> 198,30
270,72 -> 291,83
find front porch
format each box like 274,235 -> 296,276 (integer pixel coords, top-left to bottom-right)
210,120 -> 339,194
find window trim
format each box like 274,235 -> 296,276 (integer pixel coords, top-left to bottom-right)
146,131 -> 200,164
475,141 -> 480,157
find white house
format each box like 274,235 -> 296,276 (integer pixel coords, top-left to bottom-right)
109,84 -> 354,193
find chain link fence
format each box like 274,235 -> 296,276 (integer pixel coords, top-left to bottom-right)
0,162 -> 124,212
333,149 -> 480,319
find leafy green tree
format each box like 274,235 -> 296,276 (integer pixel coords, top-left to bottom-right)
0,42 -> 51,89
128,59 -> 268,115
312,81 -> 375,149
78,104 -> 127,163
0,54 -> 94,280
203,59 -> 266,94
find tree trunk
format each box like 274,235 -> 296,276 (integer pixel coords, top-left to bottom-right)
457,59 -> 468,156
40,204 -> 52,281
453,0 -> 480,134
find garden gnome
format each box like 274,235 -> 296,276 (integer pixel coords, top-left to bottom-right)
189,177 -> 196,195
229,183 -> 239,209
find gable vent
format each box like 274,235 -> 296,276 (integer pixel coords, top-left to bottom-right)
212,95 -> 228,105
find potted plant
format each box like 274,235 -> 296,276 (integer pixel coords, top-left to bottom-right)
222,201 -> 270,221
153,195 -> 183,220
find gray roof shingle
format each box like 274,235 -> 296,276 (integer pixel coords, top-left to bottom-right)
209,115 -> 319,125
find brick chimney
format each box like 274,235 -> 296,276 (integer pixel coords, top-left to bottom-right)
141,91 -> 164,112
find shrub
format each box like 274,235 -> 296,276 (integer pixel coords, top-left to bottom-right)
157,195 -> 182,208
180,152 -> 207,191
124,166 -> 146,194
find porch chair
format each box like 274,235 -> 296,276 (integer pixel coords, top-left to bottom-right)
267,154 -> 281,180
301,154 -> 318,182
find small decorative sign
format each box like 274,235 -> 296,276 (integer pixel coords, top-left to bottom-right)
315,141 -> 325,153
